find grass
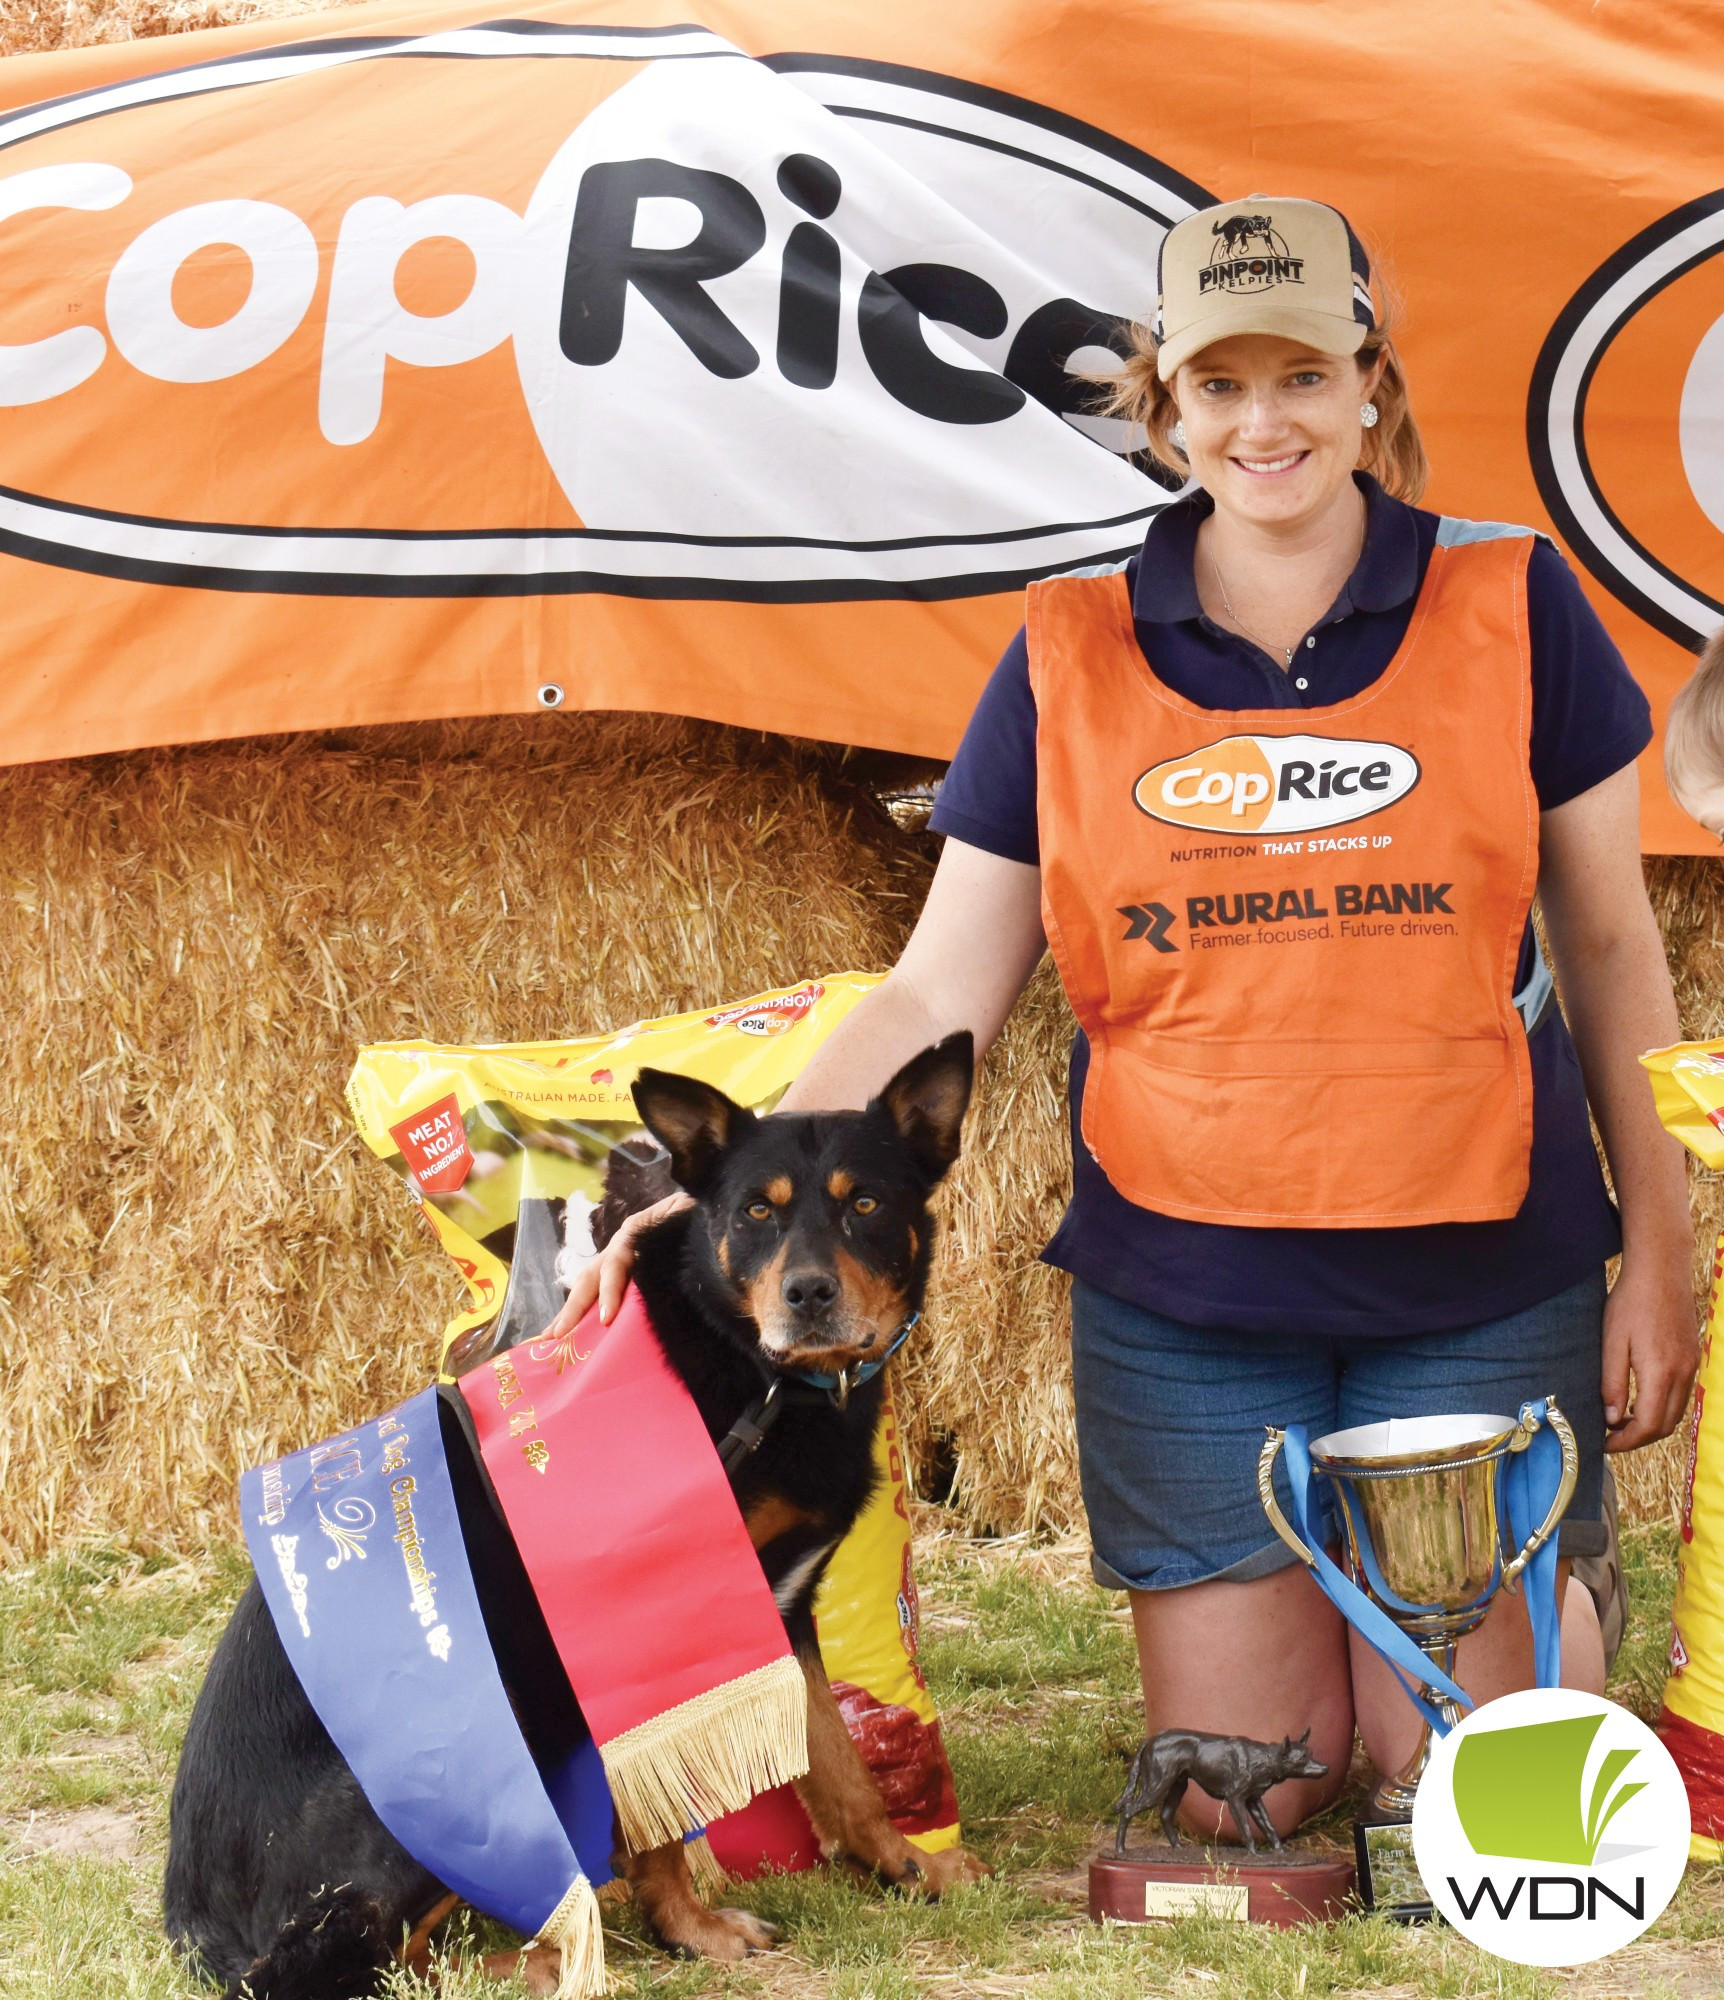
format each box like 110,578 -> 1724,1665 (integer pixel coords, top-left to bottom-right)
0,1521 -> 1718,1998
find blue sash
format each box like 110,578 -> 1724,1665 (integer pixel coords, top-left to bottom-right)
242,1386 -> 609,1990
1279,1398 -> 1567,1738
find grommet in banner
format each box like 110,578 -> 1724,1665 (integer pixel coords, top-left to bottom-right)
536,683 -> 565,709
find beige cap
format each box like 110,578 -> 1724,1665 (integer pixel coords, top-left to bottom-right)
1155,197 -> 1376,379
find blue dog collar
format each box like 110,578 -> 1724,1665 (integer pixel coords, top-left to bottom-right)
716,1311 -> 923,1471
797,1311 -> 920,1402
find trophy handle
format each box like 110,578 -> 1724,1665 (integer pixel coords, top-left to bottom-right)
1257,1428 -> 1318,1569
1499,1396 -> 1579,1593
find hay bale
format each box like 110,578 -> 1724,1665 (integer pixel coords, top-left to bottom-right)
0,0 -> 353,60
2,717 -> 1712,1560
0,717 -> 947,1557
0,714 -> 1081,1558
918,959 -> 1081,1535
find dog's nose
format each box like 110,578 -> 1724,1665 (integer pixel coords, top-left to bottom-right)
780,1269 -> 839,1318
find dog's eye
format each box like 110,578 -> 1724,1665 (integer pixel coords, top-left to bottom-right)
745,1200 -> 773,1222
852,1195 -> 879,1216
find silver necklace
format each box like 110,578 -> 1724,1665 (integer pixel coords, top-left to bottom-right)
1209,552 -> 1294,670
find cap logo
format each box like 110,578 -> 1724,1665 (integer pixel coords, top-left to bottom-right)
1200,214 -> 1304,296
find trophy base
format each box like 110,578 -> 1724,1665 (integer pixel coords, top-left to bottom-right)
1353,1809 -> 1433,1922
1090,1842 -> 1355,1928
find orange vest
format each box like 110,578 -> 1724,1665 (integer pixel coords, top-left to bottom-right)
1028,523 -> 1539,1230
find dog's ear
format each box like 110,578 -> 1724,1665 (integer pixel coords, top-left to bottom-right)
872,1031 -> 974,1180
631,1069 -> 751,1195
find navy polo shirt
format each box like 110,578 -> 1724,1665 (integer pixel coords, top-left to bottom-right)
931,475 -> 1651,1336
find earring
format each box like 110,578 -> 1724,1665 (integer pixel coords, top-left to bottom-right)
1360,402 -> 1380,429
1170,418 -> 1187,454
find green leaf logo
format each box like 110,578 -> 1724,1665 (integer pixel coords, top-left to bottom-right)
1452,1715 -> 1645,1866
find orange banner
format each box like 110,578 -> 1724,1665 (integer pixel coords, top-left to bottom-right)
0,0 -> 1718,849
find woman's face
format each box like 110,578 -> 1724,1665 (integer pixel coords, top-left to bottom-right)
1171,335 -> 1384,530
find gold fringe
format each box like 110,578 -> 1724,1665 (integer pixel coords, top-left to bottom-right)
535,1872 -> 606,2000
600,1655 -> 809,1853
685,1832 -> 727,1895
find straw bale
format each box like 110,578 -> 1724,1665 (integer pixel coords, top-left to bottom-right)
0,0 -> 353,59
2,716 -> 1715,1561
0,716 -> 948,1557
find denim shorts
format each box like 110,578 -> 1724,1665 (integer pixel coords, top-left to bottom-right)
1070,1269 -> 1608,1592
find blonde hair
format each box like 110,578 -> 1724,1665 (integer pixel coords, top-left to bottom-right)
1664,626 -> 1724,800
1096,284 -> 1429,504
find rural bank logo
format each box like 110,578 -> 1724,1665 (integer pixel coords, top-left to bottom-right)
1133,732 -> 1419,835
1201,212 -> 1302,296
0,19 -> 1215,600
1411,1690 -> 1689,1967
1529,189 -> 1724,650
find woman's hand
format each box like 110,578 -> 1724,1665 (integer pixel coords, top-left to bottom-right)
1601,1250 -> 1699,1451
1539,764 -> 1699,1452
538,1191 -> 695,1337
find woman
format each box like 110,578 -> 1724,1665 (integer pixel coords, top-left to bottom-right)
555,197 -> 1697,1835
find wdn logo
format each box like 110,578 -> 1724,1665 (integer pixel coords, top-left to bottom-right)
1412,1691 -> 1689,1967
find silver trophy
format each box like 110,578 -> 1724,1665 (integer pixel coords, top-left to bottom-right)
1257,1404 -> 1578,1913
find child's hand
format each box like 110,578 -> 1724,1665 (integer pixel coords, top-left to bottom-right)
1601,1252 -> 1699,1451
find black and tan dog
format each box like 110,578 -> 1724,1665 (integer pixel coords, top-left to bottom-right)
164,1033 -> 986,1998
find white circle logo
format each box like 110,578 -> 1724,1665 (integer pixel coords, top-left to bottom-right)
1528,192 -> 1724,650
1412,1689 -> 1690,1967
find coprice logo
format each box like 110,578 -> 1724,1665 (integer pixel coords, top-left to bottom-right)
1412,1689 -> 1690,1967
0,21 -> 1213,599
1133,732 -> 1418,834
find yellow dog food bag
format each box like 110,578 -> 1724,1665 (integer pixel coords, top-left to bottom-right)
346,974 -> 962,1860
1641,1038 -> 1724,1860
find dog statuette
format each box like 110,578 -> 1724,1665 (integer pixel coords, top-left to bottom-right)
1114,1727 -> 1327,1855
1088,1727 -> 1355,1928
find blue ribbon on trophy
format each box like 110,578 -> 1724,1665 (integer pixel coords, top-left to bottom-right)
1266,1396 -> 1574,1736
241,1385 -> 609,1997
1262,1396 -> 1578,1920
1278,1421 -> 1472,1736
1498,1399 -> 1567,1691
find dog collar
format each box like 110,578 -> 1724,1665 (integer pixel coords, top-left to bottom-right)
716,1312 -> 920,1474
793,1312 -> 920,1403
